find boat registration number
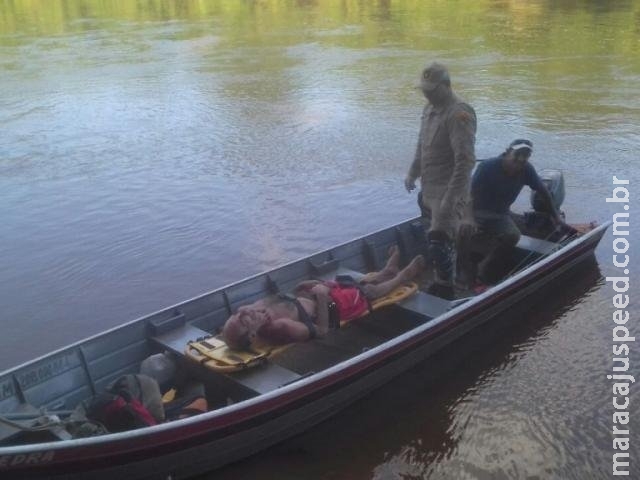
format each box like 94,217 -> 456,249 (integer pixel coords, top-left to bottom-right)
0,450 -> 55,468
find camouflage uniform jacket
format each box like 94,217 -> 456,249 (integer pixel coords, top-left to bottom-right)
408,93 -> 477,206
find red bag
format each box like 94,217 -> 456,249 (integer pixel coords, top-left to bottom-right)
85,376 -> 158,432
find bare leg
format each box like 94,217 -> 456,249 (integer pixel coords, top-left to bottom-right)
361,255 -> 424,299
360,245 -> 400,284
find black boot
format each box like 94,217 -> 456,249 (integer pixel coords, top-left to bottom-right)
426,230 -> 455,300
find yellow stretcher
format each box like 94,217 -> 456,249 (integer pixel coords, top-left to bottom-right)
184,282 -> 418,373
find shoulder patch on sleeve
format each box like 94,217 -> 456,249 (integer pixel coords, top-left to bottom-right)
455,110 -> 474,123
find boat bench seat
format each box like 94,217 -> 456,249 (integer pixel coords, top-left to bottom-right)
151,324 -> 211,356
153,324 -> 302,395
516,235 -> 558,256
394,291 -> 451,319
225,363 -> 302,395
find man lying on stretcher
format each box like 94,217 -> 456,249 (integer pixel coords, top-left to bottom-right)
222,246 -> 425,350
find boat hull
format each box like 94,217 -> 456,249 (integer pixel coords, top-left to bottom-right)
0,219 -> 609,479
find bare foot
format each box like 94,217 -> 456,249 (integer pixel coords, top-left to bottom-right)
401,254 -> 425,281
384,245 -> 400,273
361,245 -> 401,284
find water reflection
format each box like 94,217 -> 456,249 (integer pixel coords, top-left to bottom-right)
373,258 -> 604,480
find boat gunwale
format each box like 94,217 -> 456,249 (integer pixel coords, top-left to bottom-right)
0,220 -> 610,460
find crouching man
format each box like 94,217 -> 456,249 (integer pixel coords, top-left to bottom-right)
467,139 -> 575,286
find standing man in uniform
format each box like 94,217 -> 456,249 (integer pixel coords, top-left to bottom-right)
404,62 -> 477,300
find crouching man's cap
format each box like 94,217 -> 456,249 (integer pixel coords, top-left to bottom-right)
509,138 -> 533,153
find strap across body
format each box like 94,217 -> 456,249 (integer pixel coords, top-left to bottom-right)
277,293 -> 318,339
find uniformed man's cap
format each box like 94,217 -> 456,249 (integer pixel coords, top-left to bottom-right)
420,62 -> 450,91
509,139 -> 533,153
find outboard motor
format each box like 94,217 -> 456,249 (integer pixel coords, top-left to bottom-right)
525,169 -> 565,232
530,169 -> 565,212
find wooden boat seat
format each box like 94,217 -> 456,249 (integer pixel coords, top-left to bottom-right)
184,280 -> 418,374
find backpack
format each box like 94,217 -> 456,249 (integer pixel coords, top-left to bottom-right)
85,374 -> 161,432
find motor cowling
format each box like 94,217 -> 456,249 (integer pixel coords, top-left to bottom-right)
531,169 -> 565,212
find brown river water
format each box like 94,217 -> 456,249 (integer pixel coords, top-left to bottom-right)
1,1 -> 639,478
